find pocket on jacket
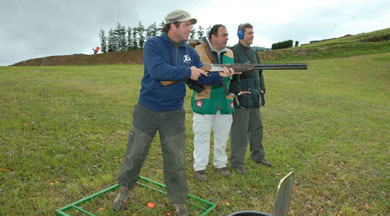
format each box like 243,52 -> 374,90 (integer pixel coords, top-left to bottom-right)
235,94 -> 249,108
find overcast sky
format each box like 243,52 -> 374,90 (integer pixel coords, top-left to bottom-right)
1,0 -> 389,66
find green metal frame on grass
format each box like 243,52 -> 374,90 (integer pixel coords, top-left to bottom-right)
56,176 -> 216,216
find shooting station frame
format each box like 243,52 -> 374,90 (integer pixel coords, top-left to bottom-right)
56,176 -> 216,216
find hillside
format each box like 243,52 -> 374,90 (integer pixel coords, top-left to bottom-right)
13,50 -> 144,66
260,28 -> 390,62
13,28 -> 390,66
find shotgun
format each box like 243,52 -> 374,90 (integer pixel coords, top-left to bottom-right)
161,62 -> 307,87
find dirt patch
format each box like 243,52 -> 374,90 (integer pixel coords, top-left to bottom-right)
259,51 -> 281,61
13,50 -> 144,66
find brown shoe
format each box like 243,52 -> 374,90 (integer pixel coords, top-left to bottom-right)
194,170 -> 208,181
113,186 -> 130,211
234,167 -> 246,174
257,159 -> 272,167
174,204 -> 189,216
215,167 -> 231,177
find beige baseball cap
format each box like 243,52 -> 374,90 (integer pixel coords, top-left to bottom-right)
165,10 -> 197,24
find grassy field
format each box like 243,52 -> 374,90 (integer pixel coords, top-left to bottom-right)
260,28 -> 390,62
1,53 -> 389,215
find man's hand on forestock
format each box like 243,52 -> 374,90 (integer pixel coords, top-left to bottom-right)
218,67 -> 241,77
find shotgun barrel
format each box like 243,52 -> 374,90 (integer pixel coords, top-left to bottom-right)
161,63 -> 307,87
204,63 -> 307,72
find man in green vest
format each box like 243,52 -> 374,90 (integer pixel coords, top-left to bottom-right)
187,24 -> 235,181
229,23 -> 272,174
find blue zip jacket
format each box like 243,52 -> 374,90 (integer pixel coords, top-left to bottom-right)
138,33 -> 222,111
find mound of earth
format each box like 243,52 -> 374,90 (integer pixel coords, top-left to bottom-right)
13,50 -> 144,66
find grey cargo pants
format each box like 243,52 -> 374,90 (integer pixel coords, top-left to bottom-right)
118,104 -> 188,204
230,107 -> 266,169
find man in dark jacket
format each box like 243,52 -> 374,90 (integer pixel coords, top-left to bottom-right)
229,23 -> 272,175
113,10 -> 234,216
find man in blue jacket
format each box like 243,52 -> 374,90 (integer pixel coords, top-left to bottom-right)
113,10 -> 234,216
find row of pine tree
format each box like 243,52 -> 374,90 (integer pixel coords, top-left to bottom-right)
99,21 -> 211,53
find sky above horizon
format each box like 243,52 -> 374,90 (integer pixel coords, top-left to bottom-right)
1,0 -> 389,66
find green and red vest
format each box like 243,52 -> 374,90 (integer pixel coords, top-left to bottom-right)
191,44 -> 235,114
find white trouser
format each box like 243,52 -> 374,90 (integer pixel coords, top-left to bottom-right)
193,111 -> 233,171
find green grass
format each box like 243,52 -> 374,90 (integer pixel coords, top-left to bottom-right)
1,53 -> 389,215
260,28 -> 390,62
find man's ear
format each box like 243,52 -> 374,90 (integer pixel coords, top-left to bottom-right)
170,23 -> 177,30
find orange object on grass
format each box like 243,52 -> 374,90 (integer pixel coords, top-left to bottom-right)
147,202 -> 155,208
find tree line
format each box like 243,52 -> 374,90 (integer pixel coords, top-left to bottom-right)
98,21 -> 212,53
99,21 -> 302,53
271,40 -> 300,50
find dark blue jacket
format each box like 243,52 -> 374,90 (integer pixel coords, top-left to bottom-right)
138,33 -> 221,111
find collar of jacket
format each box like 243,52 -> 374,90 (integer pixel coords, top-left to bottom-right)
210,46 -> 226,63
237,41 -> 250,51
163,33 -> 187,47
210,46 -> 226,55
